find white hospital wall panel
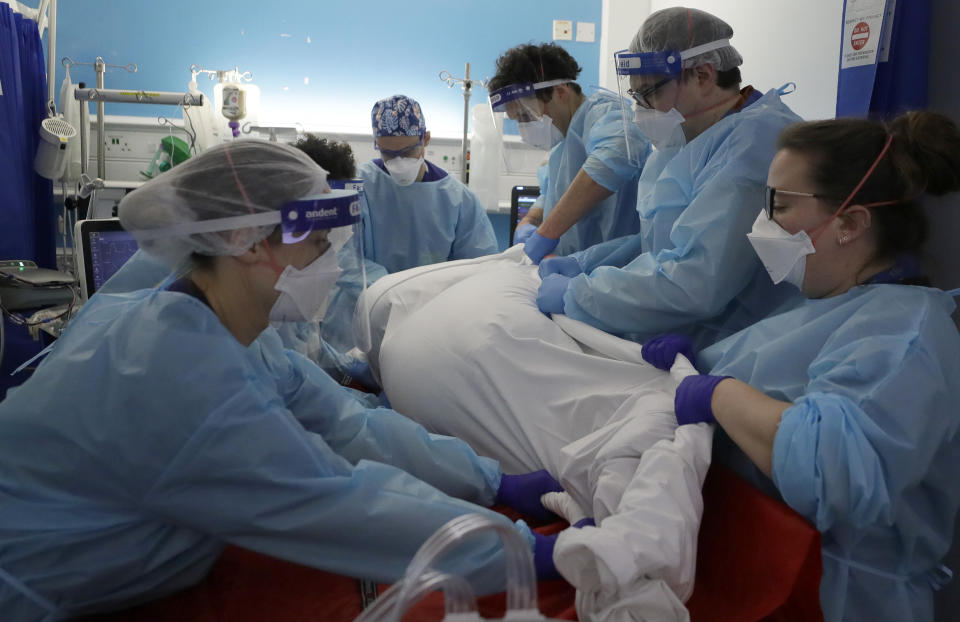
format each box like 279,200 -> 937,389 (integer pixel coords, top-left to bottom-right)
605,1 -> 843,121
599,0 -> 651,90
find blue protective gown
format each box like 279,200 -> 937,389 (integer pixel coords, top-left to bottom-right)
543,90 -> 651,256
564,88 -> 803,349
104,243 -> 382,385
101,248 -> 379,398
699,285 -> 960,622
96,248 -> 171,295
0,289 -> 510,620
357,159 -> 499,273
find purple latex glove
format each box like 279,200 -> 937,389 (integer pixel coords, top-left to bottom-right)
573,518 -> 595,528
533,532 -> 562,581
538,256 -> 583,279
496,470 -> 564,522
536,274 -> 571,315
674,374 -> 733,425
524,231 -> 559,264
513,223 -> 538,245
642,333 -> 697,371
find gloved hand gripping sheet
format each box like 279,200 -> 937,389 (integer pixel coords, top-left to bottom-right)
358,246 -> 714,621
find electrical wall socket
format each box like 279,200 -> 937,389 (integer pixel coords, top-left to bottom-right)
553,19 -> 573,41
576,21 -> 595,43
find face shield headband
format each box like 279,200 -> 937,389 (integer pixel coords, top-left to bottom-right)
279,190 -> 362,243
327,179 -> 364,192
128,189 -> 361,249
614,39 -> 731,80
488,78 -> 572,113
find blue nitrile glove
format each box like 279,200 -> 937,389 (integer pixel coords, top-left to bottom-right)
573,518 -> 595,528
533,531 -> 562,581
642,334 -> 697,371
496,470 -> 564,522
524,231 -> 559,264
514,223 -> 538,245
536,274 -> 571,315
674,375 -> 733,425
538,256 -> 583,279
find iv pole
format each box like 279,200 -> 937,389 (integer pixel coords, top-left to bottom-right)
439,63 -> 482,183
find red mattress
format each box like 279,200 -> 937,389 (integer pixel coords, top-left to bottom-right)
83,466 -> 822,621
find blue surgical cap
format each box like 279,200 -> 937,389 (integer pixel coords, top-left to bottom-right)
371,95 -> 426,138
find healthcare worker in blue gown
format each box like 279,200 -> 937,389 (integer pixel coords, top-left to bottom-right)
536,7 -> 804,350
0,141 -> 568,620
274,134 -> 388,385
486,42 -> 651,262
357,94 -> 499,275
640,111 -> 960,622
97,136 -> 384,395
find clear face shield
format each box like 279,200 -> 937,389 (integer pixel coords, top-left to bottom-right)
488,79 -> 569,171
614,39 -> 730,153
125,185 -> 370,348
276,188 -> 371,350
325,177 -> 375,352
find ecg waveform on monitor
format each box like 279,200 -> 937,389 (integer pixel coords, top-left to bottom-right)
89,231 -> 140,291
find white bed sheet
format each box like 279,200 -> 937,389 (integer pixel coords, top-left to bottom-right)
359,247 -> 713,621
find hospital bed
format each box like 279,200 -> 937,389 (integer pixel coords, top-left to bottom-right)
82,466 -> 822,621
84,246 -> 824,620
357,246 -> 821,620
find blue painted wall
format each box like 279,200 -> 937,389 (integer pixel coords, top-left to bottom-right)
51,1 -> 602,137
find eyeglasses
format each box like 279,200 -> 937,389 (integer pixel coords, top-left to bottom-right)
627,77 -> 676,109
513,108 -> 542,123
504,97 -> 544,123
378,139 -> 423,160
764,186 -> 835,219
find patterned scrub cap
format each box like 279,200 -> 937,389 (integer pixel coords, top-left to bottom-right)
371,95 -> 426,138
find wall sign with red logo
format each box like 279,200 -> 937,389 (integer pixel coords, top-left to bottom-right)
836,0 -> 925,119
840,0 -> 892,69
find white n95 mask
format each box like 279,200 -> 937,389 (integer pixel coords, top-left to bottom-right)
269,248 -> 343,322
518,115 -> 563,150
746,211 -> 815,289
633,107 -> 686,150
384,156 -> 424,186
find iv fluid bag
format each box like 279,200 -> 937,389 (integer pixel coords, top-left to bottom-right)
213,81 -> 260,140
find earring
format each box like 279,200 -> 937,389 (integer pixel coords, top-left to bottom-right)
839,234 -> 849,246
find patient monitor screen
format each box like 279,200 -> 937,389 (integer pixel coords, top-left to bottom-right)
509,186 -> 540,245
516,193 -> 537,222
88,229 -> 139,293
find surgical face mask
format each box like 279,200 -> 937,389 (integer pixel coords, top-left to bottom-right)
383,156 -> 424,186
269,248 -> 343,322
746,211 -> 815,289
633,107 -> 686,150
518,115 -> 563,150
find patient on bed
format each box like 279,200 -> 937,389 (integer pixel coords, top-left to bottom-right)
359,246 -> 713,621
